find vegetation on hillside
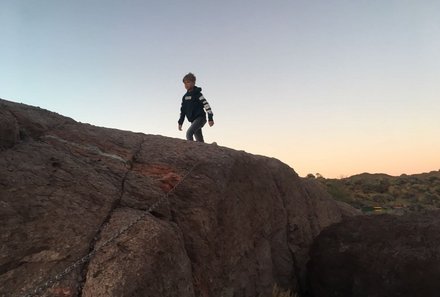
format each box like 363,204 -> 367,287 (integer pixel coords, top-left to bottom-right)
307,170 -> 440,214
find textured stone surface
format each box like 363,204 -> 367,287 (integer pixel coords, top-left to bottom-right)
0,109 -> 20,149
0,98 -> 353,297
81,208 -> 195,297
308,211 -> 440,297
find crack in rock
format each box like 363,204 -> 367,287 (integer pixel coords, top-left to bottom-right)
76,137 -> 146,296
42,135 -> 128,164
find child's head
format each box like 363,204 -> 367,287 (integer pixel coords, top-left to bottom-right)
183,72 -> 196,91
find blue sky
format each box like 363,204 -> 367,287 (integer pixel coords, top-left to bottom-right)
1,0 -> 439,177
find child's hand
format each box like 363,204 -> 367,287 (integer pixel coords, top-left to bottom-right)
178,124 -> 182,131
208,121 -> 214,127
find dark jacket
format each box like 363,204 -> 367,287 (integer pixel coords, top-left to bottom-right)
178,86 -> 213,125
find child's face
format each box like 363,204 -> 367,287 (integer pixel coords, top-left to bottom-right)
184,80 -> 195,91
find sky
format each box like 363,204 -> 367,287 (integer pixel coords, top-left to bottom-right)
1,0 -> 439,178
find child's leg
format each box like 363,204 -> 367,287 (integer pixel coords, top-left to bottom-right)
194,128 -> 204,142
186,116 -> 207,142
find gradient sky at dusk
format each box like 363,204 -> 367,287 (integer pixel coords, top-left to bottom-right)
1,0 -> 439,178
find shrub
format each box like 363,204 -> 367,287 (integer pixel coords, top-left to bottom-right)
271,284 -> 298,297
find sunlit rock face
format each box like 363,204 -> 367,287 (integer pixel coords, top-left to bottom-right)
0,98 -> 352,297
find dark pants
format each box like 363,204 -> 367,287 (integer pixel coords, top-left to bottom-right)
186,116 -> 207,142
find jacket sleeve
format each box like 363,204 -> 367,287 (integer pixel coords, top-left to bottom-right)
178,101 -> 185,125
199,94 -> 214,121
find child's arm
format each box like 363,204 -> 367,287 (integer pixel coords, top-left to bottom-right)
199,95 -> 214,125
178,103 -> 185,130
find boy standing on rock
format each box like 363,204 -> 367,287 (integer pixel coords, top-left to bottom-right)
178,73 -> 214,142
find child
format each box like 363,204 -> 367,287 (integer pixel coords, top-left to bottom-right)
178,73 -> 214,142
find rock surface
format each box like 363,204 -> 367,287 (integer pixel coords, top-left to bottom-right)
308,211 -> 440,297
1,98 -> 353,297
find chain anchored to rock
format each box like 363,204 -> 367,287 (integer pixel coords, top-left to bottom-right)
20,162 -> 199,297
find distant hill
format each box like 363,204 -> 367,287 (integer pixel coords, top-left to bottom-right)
309,171 -> 440,214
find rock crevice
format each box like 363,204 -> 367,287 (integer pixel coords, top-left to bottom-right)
76,137 -> 146,296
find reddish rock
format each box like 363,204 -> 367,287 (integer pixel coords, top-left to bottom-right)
0,98 -> 353,297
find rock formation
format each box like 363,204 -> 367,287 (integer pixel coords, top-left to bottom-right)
0,98 -> 355,297
308,211 -> 440,297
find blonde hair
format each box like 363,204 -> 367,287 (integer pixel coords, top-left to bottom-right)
182,72 -> 196,83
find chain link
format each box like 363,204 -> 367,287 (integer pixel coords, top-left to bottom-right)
20,162 -> 199,297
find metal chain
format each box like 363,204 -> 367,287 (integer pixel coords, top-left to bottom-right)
21,162 -> 199,297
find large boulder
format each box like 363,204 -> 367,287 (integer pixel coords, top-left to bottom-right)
308,211 -> 440,297
0,98 -> 354,297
